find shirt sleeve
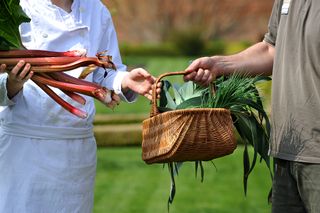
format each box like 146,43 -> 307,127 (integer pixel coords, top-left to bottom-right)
92,8 -> 137,103
0,74 -> 15,106
264,0 -> 282,46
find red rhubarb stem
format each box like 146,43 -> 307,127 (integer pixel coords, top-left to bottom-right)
0,57 -> 83,67
47,71 -> 101,88
37,73 -> 86,105
32,73 -> 100,96
33,81 -> 88,119
29,57 -> 116,72
0,49 -> 86,58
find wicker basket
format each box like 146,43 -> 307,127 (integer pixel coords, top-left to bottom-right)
142,71 -> 237,164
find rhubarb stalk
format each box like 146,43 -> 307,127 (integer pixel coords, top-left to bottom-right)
33,80 -> 88,119
1,49 -> 116,118
0,49 -> 86,58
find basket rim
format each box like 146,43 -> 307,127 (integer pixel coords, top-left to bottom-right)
143,107 -> 232,123
150,107 -> 230,116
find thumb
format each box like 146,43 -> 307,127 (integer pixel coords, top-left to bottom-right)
136,68 -> 151,78
185,59 -> 201,71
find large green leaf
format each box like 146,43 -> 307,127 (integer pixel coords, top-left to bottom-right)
176,96 -> 202,109
0,0 -> 30,50
172,83 -> 184,105
179,81 -> 195,99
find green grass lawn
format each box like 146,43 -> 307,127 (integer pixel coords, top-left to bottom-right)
94,146 -> 272,213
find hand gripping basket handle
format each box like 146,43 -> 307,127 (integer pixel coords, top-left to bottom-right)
150,70 -> 194,117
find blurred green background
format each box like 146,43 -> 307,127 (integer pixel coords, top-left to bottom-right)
93,1 -> 274,210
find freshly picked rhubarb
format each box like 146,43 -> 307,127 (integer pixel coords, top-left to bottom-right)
0,0 -> 117,118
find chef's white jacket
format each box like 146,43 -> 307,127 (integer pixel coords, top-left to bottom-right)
0,0 -> 136,212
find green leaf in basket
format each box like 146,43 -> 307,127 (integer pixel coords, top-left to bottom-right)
160,80 -> 177,110
157,72 -> 272,207
243,143 -> 250,196
195,161 -> 204,181
200,161 -> 205,182
176,96 -> 202,110
172,83 -> 184,105
168,163 -> 176,211
159,80 -> 171,108
179,81 -> 194,99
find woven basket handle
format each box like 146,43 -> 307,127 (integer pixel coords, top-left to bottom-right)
150,70 -> 196,117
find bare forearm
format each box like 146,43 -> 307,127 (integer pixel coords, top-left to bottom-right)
215,41 -> 275,77
184,41 -> 275,85
213,42 -> 275,76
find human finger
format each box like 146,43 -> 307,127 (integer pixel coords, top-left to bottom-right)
198,69 -> 213,86
185,58 -> 203,71
24,70 -> 34,82
156,87 -> 161,95
10,60 -> 26,76
144,93 -> 152,101
207,70 -> 216,85
0,64 -> 6,73
18,63 -> 32,81
194,68 -> 205,83
106,100 -> 117,109
111,92 -> 121,103
135,68 -> 152,78
183,71 -> 197,82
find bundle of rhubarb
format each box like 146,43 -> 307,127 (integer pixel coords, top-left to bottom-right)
1,50 -> 117,118
0,0 -> 117,119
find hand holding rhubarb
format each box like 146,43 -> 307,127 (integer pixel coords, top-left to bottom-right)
106,92 -> 121,109
0,1 -> 117,119
3,60 -> 34,99
0,50 -> 117,118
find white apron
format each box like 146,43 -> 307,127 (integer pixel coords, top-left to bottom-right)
0,0 -> 135,212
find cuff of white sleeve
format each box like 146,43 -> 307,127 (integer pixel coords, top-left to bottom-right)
0,74 -> 15,106
113,71 -> 137,103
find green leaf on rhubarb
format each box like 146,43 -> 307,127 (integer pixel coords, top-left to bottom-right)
0,0 -> 31,50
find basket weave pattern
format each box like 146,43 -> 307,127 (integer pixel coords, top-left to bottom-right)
142,71 -> 237,164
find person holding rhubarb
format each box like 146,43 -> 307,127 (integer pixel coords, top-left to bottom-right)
184,1 -> 320,212
0,0 -> 156,212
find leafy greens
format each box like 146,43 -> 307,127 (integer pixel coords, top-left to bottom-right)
0,0 -> 30,50
159,74 -> 273,208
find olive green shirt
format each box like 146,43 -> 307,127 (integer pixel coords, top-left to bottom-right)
264,0 -> 320,163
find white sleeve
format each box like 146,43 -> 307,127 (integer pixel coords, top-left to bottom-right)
0,74 -> 15,106
92,9 -> 137,103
